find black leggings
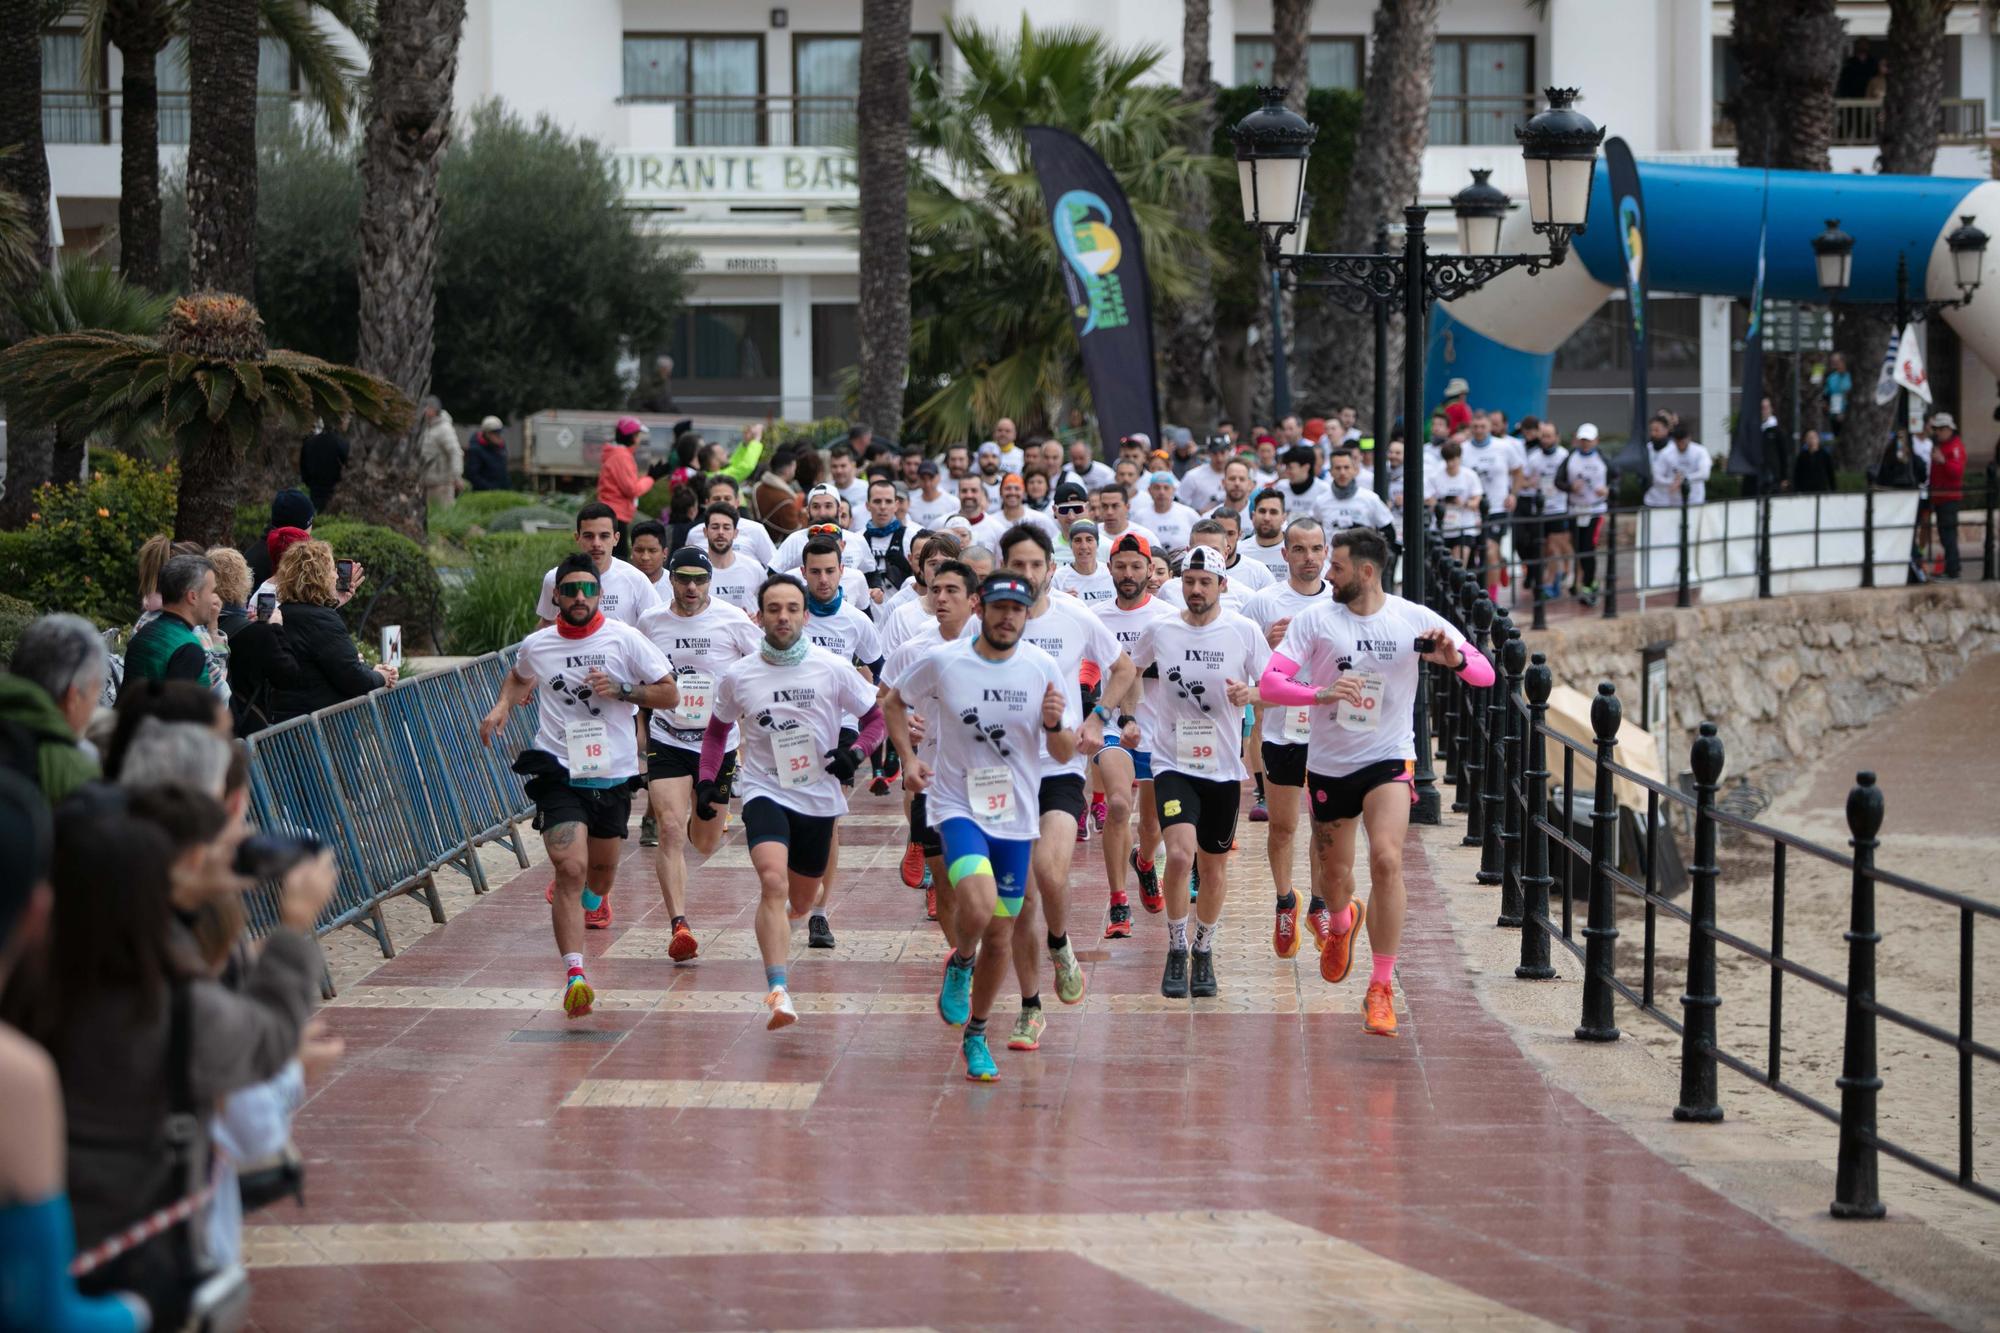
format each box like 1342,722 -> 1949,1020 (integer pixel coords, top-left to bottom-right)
1573,515 -> 1601,587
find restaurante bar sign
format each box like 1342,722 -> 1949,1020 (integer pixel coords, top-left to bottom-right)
611,147 -> 858,204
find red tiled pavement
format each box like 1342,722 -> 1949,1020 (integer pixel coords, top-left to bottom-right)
244,795 -> 1932,1331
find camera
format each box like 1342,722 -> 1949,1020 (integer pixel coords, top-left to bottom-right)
234,832 -> 324,880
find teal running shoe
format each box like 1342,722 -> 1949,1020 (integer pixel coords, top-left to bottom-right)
938,954 -> 974,1026
963,1031 -> 999,1081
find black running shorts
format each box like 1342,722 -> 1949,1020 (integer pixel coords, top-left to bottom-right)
1306,759 -> 1413,824
1260,740 -> 1308,789
1037,773 -> 1088,822
1152,771 -> 1241,855
742,796 -> 837,877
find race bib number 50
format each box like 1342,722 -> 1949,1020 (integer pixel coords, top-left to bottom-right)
1336,673 -> 1386,733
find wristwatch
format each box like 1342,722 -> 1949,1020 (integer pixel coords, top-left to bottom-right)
1043,719 -> 1064,734
616,680 -> 633,701
1117,713 -> 1136,730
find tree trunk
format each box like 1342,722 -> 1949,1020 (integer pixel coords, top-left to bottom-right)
1271,0 -> 1310,112
855,0 -> 911,442
1305,0 -> 1437,421
1160,0 -> 1219,433
349,0 -> 465,540
1728,0 -> 1839,171
0,0 -> 55,526
175,423 -> 243,546
186,0 -> 259,297
109,3 -> 170,292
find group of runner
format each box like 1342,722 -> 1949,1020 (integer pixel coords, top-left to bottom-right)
477,431 -> 1497,1078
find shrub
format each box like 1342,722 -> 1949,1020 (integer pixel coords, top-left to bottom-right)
446,539 -> 558,654
462,529 -> 574,566
1,456 -> 178,626
0,593 -> 38,666
428,488 -> 545,543
482,505 -> 573,534
312,519 -> 445,652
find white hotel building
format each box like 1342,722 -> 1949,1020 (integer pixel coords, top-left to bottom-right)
36,1 -> 2000,439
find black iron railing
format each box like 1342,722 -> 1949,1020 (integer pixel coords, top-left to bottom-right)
1419,536 -> 1997,1216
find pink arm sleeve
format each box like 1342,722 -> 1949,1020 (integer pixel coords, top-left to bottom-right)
1257,652 -> 1320,707
853,704 -> 886,755
1455,641 -> 1496,688
697,717 -> 731,784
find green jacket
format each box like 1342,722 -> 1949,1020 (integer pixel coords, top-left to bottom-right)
0,673 -> 100,802
714,438 -> 764,485
123,611 -> 211,688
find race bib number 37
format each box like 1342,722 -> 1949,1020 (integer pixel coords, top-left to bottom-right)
968,766 -> 1014,826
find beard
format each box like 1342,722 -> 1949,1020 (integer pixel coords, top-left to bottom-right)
765,622 -> 802,651
1331,574 -> 1362,604
1113,576 -> 1147,600
561,600 -> 596,625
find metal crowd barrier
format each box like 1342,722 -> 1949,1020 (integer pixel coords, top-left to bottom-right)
239,655 -> 537,991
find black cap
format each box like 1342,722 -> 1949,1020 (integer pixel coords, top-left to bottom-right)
1206,434 -> 1232,452
1054,481 -> 1089,505
979,572 -> 1035,606
917,458 -> 940,476
1283,444 -> 1316,468
668,546 -> 713,578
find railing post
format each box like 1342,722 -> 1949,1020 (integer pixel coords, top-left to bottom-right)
1983,462 -> 1996,583
1757,494 -> 1773,599
1675,721 -> 1726,1122
1862,485 -> 1876,589
1439,568 -> 1464,785
1576,682 -> 1622,1042
1457,593 -> 1492,823
1518,653 -> 1556,979
1676,488 -> 1693,608
1602,509 -> 1619,619
1530,549 -> 1548,631
1832,771 -> 1889,1219
1478,612 -> 1512,883
1498,632 -> 1527,928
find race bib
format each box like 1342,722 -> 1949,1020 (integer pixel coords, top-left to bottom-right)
565,718 -> 610,777
1176,718 -> 1222,775
1336,673 -> 1386,733
773,729 -> 817,790
1283,706 -> 1313,744
672,670 -> 714,729
968,766 -> 1015,826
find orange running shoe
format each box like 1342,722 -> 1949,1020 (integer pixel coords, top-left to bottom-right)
925,883 -> 938,921
765,987 -> 798,1030
584,899 -> 613,930
667,921 -> 699,962
1273,901 -> 1301,958
562,973 -> 595,1020
900,840 -> 926,888
1306,904 -> 1334,953
1363,981 -> 1398,1036
1319,899 -> 1366,985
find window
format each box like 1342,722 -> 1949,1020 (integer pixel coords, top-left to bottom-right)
623,34 -> 764,146
41,32 -> 93,144
810,304 -> 859,418
1431,36 -> 1533,146
143,36 -> 295,144
667,305 -> 781,414
792,35 -> 941,145
1232,37 -> 1363,90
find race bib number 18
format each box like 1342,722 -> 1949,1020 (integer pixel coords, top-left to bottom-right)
566,718 -> 610,778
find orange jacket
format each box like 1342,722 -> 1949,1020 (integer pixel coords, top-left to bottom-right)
596,443 -> 654,521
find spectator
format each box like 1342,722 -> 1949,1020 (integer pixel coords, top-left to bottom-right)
269,541 -> 396,724
1837,37 -> 1879,98
117,719 -> 237,797
418,396 -> 464,510
1644,422 -> 1713,506
0,770 -> 150,1332
243,490 -> 315,590
207,548 -> 253,641
123,555 -> 220,693
1440,377 -> 1473,432
1757,397 -> 1793,495
595,416 -> 655,556
298,419 -> 350,514
1873,432 -> 1924,490
1822,351 -> 1851,441
134,534 -> 176,622
1928,411 -> 1966,580
1792,429 -> 1837,494
630,353 -> 677,413
0,614 -> 106,801
100,680 -> 233,781
464,416 -> 511,492
702,422 -> 764,485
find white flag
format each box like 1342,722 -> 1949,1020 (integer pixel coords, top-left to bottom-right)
1892,322 -> 1932,403
1873,331 -> 1899,405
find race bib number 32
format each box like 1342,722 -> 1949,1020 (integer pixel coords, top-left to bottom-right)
773,729 -> 817,790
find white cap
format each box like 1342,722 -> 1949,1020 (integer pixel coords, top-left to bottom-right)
1180,545 -> 1227,575
807,484 -> 841,504
1574,423 -> 1599,441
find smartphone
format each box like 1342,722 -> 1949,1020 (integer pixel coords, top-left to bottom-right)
335,559 -> 355,593
255,591 -> 276,620
1414,633 -> 1443,654
233,832 -> 323,881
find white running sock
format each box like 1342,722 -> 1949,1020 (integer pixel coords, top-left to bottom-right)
1167,916 -> 1189,951
1191,920 -> 1217,953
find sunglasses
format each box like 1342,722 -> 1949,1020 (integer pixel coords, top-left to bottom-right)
808,523 -> 842,537
1055,504 -> 1086,516
556,581 -> 599,599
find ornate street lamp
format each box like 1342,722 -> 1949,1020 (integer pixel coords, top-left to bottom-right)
1516,87 -> 1605,250
1948,214 -> 1988,292
1232,87 -> 1315,245
1452,169 -> 1510,258
1812,219 -> 1855,295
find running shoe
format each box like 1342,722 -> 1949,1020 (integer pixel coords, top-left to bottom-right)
963,1030 -> 999,1081
1090,799 -> 1107,832
1161,947 -> 1190,999
584,899 -> 614,930
1363,981 -> 1398,1037
1075,815 -> 1089,844
1306,904 -> 1334,953
921,863 -> 933,889
1249,802 -> 1269,823
765,986 -> 798,1031
1007,1008 -> 1046,1051
808,915 -> 836,949
869,774 -> 891,797
639,814 -> 658,847
1273,900 -> 1301,959
1189,862 -> 1199,904
544,882 -> 554,905
900,840 -> 927,889
667,921 -> 699,962
925,884 -> 938,921
1133,852 -> 1162,913
938,954 -> 974,1026
1103,899 -> 1133,939
1051,940 -> 1086,1005
1319,899 -> 1367,985
563,972 -> 595,1020
1190,949 -> 1217,998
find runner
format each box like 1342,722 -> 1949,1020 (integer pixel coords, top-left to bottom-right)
1050,521 -> 1113,606
1207,508 -> 1275,592
1563,424 -> 1611,605
479,555 -> 678,1019
1431,441 -> 1486,567
635,547 -> 761,962
798,538 -> 884,949
1461,415 -> 1525,603
1092,533 -> 1174,937
1240,488 -> 1293,576
774,485 -> 878,579
697,574 -> 884,1030
1093,484 -> 1158,552
700,503 -> 769,615
1256,528 -> 1494,1036
1522,420 -> 1572,599
1129,546 -> 1268,997
534,502 -> 661,629
699,476 -> 777,567
1321,447 -> 1395,534
906,458 -> 960,531
1138,470 -> 1202,551
884,572 -> 1078,1081
882,558 -> 979,928
993,524 -> 1133,1049
1243,516 -> 1334,958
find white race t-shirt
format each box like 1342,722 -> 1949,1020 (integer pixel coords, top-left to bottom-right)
774,527 -> 876,575
1246,578 -> 1333,747
707,552 -> 767,614
1140,500 -> 1203,552
882,623 -> 951,769
1433,467 -> 1486,537
1463,438 -> 1525,514
535,557 -> 660,627
1129,611 -> 1269,784
713,646 -> 878,818
1015,597 -> 1121,779
1093,597 -> 1177,749
892,637 -> 1074,842
513,618 -> 671,781
1053,562 -> 1116,607
1321,486 -> 1394,532
636,599 -> 761,752
729,518 -> 777,567
907,489 -> 961,531
1240,537 -> 1291,576
1275,595 -> 1463,774
804,602 -> 883,673
1177,463 -> 1231,515
1223,555 -> 1276,592
1519,445 -> 1570,516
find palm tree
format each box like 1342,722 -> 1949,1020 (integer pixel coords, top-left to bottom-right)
0,290 -> 410,543
0,0 -> 56,527
76,0 -> 367,292
347,0 -> 463,538
1160,0 -> 1219,432
854,0 -> 912,441
905,19 -> 1218,441
1726,0 -> 1840,171
186,0 -> 260,296
1271,0 -> 1309,112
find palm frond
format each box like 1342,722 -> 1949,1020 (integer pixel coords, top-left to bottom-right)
259,0 -> 366,138
10,255 -> 175,336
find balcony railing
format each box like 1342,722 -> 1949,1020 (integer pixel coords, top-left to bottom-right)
1713,96 -> 1986,149
1429,93 -> 1540,148
617,94 -> 857,149
40,87 -> 305,147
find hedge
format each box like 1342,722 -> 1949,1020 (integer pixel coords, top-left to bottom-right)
312,519 -> 446,652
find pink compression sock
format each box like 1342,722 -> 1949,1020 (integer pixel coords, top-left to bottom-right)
1331,904 -> 1356,935
1370,953 -> 1396,987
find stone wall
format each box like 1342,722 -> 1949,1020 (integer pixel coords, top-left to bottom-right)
1521,584 -> 2000,798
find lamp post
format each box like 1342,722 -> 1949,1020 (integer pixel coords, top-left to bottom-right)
1233,85 -> 1603,824
1268,194 -> 1312,421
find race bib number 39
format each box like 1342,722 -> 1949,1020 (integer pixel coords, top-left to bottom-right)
1336,673 -> 1386,733
969,766 -> 1014,826
1176,718 -> 1221,775
566,718 -> 610,777
673,670 -> 714,729
773,729 -> 817,789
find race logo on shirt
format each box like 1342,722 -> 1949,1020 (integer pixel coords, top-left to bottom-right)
980,687 -> 1031,710
1353,637 -> 1401,662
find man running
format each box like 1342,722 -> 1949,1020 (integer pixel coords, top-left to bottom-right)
1256,529 -> 1493,1036
702,476 -> 778,567
798,538 -> 884,949
535,502 -> 661,629
700,503 -> 768,615
1051,521 -> 1113,606
480,555 -> 678,1018
885,572 -> 1078,1081
635,547 -> 761,961
1241,488 -> 1293,576
698,574 -> 884,1029
883,557 -> 979,926
1092,533 -> 1174,937
1129,546 -> 1267,997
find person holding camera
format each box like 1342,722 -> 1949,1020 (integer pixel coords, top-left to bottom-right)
265,540 -> 394,727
